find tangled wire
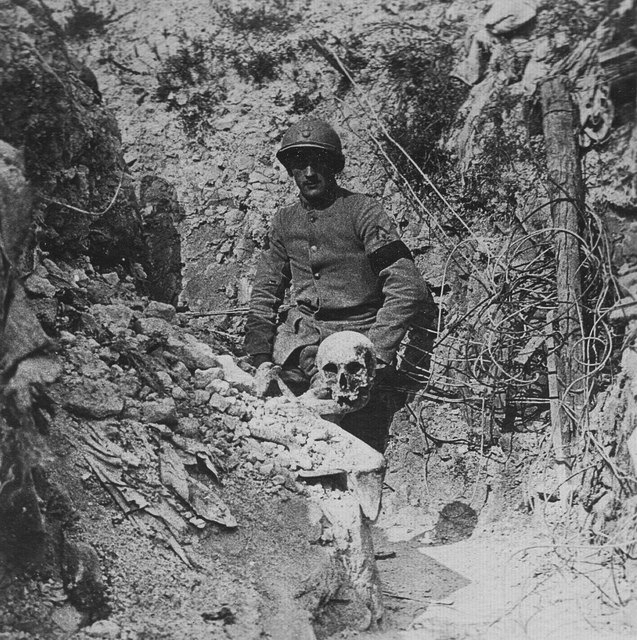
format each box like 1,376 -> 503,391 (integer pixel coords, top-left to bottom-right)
321,42 -> 620,436
397,210 -> 618,431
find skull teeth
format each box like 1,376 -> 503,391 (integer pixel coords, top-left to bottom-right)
315,330 -> 377,408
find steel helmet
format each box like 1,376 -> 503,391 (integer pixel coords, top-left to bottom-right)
276,118 -> 345,173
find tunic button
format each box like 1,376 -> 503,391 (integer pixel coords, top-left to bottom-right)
311,245 -> 317,252
314,272 -> 320,279
310,216 -> 317,223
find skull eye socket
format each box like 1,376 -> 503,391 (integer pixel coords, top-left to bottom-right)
323,363 -> 338,376
345,362 -> 364,375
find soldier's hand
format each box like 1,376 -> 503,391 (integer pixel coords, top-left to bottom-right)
373,359 -> 393,389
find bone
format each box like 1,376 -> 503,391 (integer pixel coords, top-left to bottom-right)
315,331 -> 377,409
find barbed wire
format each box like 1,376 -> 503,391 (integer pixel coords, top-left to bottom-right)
321,43 -> 621,437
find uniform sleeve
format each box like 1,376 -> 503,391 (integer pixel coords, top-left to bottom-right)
369,257 -> 433,365
354,198 -> 433,365
243,212 -> 291,360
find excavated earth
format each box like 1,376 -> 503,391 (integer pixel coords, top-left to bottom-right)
2,0 -> 637,639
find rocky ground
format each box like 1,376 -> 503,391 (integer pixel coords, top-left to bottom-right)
0,255 -> 386,639
3,245 -> 633,640
2,0 -> 637,639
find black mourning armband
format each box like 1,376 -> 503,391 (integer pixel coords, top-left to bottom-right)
368,240 -> 414,276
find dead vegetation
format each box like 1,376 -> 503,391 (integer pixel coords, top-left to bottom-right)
64,0 -> 133,40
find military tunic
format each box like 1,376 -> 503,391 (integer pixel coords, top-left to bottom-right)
244,187 -> 431,367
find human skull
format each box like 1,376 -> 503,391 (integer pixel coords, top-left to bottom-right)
315,331 -> 377,408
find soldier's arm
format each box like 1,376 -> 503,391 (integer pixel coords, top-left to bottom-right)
244,212 -> 291,366
355,200 -> 433,365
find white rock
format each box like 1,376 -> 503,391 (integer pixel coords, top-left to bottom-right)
24,274 -> 56,297
85,619 -> 121,638
194,389 -> 211,405
64,380 -> 124,419
59,330 -> 76,344
194,367 -> 224,389
171,361 -> 191,381
142,398 -> 177,425
172,386 -> 188,400
145,300 -> 177,322
207,379 -> 231,396
156,371 -> 173,389
485,0 -> 537,35
136,316 -> 174,339
70,268 -> 88,284
215,354 -> 255,392
91,304 -> 133,332
50,604 -> 82,633
209,393 -> 232,412
166,334 -> 219,370
102,272 -> 120,286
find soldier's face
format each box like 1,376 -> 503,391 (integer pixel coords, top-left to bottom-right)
288,150 -> 336,202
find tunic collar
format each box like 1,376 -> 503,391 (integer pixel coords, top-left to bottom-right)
298,185 -> 343,211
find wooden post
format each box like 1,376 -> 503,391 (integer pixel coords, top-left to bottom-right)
545,310 -> 572,502
540,76 -> 586,465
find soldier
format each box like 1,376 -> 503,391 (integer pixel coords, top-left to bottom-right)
244,118 -> 433,450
